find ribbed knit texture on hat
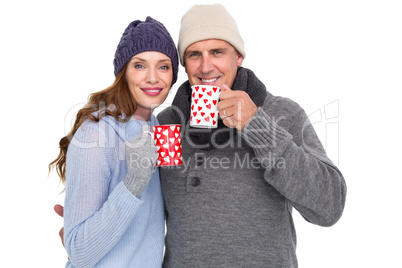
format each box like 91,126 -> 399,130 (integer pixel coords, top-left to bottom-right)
113,17 -> 178,83
178,4 -> 245,66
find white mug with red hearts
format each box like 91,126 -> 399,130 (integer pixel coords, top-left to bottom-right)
152,124 -> 182,166
190,85 -> 221,128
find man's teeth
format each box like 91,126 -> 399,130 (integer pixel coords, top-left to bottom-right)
201,78 -> 218,83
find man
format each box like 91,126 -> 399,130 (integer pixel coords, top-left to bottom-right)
157,4 -> 346,267
56,4 -> 346,267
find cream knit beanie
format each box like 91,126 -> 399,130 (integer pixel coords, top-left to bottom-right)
178,4 -> 245,66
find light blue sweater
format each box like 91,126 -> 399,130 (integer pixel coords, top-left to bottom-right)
64,114 -> 164,268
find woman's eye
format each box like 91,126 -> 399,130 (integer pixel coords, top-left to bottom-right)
160,65 -> 170,70
135,64 -> 144,69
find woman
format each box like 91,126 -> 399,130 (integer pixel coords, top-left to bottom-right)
49,17 -> 178,267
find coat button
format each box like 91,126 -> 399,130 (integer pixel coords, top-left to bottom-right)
195,154 -> 204,167
191,177 -> 201,187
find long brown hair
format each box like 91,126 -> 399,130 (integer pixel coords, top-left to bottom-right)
49,64 -> 136,184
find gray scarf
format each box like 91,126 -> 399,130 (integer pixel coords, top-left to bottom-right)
172,67 -> 267,150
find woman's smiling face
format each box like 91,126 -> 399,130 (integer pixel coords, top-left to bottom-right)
125,51 -> 173,119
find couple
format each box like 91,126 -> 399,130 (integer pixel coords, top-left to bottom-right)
50,4 -> 347,268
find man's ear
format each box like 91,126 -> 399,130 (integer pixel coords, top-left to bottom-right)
236,53 -> 244,67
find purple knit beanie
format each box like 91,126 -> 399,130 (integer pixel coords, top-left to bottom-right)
113,17 -> 179,84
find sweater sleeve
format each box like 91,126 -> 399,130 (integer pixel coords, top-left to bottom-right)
241,106 -> 347,227
64,121 -> 142,267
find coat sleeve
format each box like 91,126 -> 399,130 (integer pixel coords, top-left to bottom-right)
241,104 -> 347,227
64,121 -> 142,267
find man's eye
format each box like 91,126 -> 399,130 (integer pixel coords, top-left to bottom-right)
189,52 -> 200,57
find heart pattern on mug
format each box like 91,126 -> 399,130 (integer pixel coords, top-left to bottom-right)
190,86 -> 220,128
152,125 -> 182,166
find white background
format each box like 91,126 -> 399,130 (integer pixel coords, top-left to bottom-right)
1,0 -> 401,267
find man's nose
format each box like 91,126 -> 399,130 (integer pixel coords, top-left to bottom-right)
200,55 -> 213,74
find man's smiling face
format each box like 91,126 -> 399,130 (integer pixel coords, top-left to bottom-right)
183,39 -> 243,88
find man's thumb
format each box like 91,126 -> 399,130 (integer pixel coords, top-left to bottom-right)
220,84 -> 231,92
